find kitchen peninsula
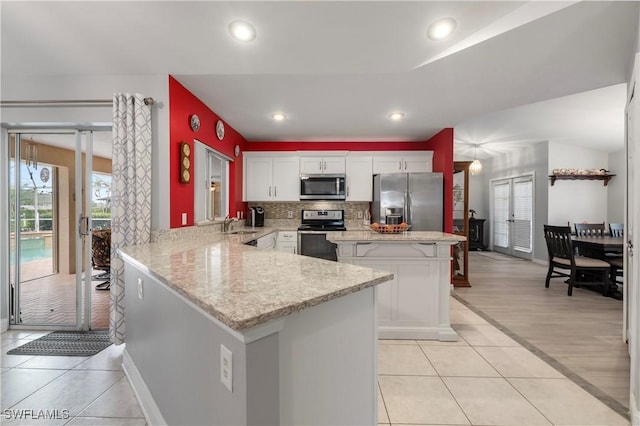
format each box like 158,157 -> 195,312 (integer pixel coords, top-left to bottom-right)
118,227 -> 392,426
328,230 -> 465,341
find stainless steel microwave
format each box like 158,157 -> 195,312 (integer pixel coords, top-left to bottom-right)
300,174 -> 346,200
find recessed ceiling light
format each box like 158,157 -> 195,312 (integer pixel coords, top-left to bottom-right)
388,112 -> 405,121
271,113 -> 286,121
228,20 -> 256,42
427,17 -> 457,41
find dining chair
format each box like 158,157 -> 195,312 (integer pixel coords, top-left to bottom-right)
543,225 -> 611,296
91,229 -> 111,291
609,223 -> 624,237
609,258 -> 624,287
574,222 -> 606,237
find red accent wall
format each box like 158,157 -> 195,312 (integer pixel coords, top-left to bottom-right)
169,76 -> 247,228
169,75 -> 453,232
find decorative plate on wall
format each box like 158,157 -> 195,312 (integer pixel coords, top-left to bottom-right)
190,115 -> 200,132
234,144 -> 240,157
180,142 -> 191,183
216,120 -> 225,140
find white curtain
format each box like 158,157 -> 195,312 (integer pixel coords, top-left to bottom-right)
110,93 -> 152,345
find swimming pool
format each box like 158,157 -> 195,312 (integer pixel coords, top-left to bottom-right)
11,238 -> 52,263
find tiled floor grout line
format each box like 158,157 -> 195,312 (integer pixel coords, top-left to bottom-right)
452,292 -> 631,419
377,381 -> 390,425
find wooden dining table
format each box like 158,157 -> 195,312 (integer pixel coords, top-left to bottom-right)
572,235 -> 624,299
572,235 -> 624,259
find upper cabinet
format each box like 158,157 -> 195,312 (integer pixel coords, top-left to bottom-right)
346,156 -> 373,201
300,156 -> 346,175
244,154 -> 299,201
372,152 -> 433,174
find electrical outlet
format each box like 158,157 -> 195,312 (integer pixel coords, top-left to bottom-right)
287,210 -> 294,219
181,213 -> 187,225
357,211 -> 363,219
137,277 -> 144,300
220,344 -> 233,392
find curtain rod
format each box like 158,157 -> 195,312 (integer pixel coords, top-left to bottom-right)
0,97 -> 155,107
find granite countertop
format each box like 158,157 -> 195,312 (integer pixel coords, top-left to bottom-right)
327,230 -> 466,243
118,226 -> 393,332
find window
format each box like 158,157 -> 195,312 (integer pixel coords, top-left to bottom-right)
194,141 -> 230,223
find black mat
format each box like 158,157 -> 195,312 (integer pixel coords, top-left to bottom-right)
7,331 -> 111,356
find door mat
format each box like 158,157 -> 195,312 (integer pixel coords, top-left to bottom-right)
7,331 -> 111,356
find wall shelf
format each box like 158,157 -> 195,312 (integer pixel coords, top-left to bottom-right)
548,174 -> 615,186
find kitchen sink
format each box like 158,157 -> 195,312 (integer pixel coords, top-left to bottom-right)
227,230 -> 257,235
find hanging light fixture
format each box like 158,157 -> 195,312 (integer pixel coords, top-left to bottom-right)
470,145 -> 483,175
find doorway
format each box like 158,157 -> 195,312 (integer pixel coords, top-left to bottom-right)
491,174 -> 534,259
7,128 -> 112,330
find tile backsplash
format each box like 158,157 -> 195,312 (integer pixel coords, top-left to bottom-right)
248,201 -> 372,230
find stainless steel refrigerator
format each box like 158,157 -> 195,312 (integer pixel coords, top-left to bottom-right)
372,173 -> 443,231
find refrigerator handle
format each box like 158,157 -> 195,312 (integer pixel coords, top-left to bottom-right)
406,191 -> 411,225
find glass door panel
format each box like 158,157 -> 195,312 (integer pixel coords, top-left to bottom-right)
10,133 -> 76,327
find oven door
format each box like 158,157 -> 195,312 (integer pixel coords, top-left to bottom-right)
298,232 -> 338,261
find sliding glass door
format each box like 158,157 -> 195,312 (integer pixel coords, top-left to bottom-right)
7,129 -> 111,329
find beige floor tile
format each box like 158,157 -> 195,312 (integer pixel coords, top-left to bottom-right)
443,377 -> 552,425
78,376 -> 144,419
74,344 -> 124,371
1,368 -> 67,409
15,355 -> 89,370
66,417 -> 147,426
378,384 -> 389,424
378,339 -> 418,345
454,324 -> 520,347
419,345 -> 500,377
449,297 -> 467,310
417,337 -> 469,346
508,378 -> 630,426
379,376 -> 469,425
475,346 -> 564,378
378,344 -> 437,376
450,308 -> 489,325
10,370 -> 124,417
1,340 -> 35,368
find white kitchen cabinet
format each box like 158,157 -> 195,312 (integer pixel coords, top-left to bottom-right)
373,153 -> 432,174
276,231 -> 298,254
335,240 -> 458,341
300,156 -> 346,174
346,156 -> 373,201
257,232 -> 277,250
244,154 -> 299,201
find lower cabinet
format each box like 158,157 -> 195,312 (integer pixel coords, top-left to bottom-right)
336,242 -> 458,341
257,232 -> 277,250
276,231 -> 298,254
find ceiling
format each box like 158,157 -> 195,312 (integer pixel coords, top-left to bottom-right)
1,1 -> 637,158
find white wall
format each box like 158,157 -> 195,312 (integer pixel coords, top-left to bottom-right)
1,74 -> 171,231
548,141 -> 609,228
607,149 -> 626,225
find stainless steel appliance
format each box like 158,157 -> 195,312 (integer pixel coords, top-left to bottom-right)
297,209 -> 346,261
372,173 -> 443,231
299,174 -> 346,201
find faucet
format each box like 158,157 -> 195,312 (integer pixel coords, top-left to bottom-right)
223,216 -> 235,233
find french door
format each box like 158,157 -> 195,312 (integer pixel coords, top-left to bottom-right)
491,174 -> 534,259
7,129 -> 108,329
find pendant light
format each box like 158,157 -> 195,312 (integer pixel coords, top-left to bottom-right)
470,145 -> 482,175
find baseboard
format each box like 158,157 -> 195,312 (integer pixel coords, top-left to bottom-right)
122,349 -> 167,426
531,258 -> 547,266
378,325 -> 459,342
631,391 -> 639,426
1,317 -> 8,332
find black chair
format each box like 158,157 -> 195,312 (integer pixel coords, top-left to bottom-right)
609,258 -> 624,287
574,222 -> 606,237
609,223 -> 624,237
543,225 -> 611,296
